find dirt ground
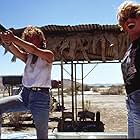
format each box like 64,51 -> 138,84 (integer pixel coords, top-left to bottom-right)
49,91 -> 128,133
1,91 -> 128,134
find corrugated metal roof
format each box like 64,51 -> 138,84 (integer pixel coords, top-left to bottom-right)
40,24 -> 120,33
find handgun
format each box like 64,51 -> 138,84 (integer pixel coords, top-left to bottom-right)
0,24 -> 7,32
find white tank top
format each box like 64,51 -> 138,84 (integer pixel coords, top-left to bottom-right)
22,54 -> 52,88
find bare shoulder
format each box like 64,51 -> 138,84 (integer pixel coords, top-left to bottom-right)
39,49 -> 54,63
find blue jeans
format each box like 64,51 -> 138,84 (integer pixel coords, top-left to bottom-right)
0,87 -> 50,139
126,90 -> 140,139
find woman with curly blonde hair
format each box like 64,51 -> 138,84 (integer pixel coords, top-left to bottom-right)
117,1 -> 140,138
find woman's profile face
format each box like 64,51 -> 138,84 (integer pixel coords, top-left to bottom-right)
25,34 -> 43,47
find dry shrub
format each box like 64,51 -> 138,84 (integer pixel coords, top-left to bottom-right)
84,100 -> 91,111
100,85 -> 125,95
4,112 -> 32,130
7,112 -> 24,130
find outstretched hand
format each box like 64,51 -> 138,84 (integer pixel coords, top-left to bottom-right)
0,30 -> 14,46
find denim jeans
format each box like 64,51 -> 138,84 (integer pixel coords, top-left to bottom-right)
0,87 -> 50,139
126,90 -> 140,139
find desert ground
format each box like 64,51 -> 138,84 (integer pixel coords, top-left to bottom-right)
1,90 -> 128,136
49,91 -> 127,133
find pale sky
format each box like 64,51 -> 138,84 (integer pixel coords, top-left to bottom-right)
0,0 -> 136,84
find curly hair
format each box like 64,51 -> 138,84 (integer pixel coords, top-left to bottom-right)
117,0 -> 140,31
21,25 -> 46,49
21,25 -> 47,64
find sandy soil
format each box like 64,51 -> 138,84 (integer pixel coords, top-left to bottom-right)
1,91 -> 128,134
49,91 -> 128,133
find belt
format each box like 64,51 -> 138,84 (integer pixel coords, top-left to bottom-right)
30,87 -> 50,93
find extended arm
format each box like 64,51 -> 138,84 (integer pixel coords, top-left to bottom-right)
13,35 -> 54,63
0,30 -> 54,63
0,31 -> 27,63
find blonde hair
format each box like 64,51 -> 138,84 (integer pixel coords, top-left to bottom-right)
22,25 -> 46,48
117,0 -> 140,30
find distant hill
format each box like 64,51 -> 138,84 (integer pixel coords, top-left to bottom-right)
60,79 -> 90,91
62,79 -> 123,88
88,83 -> 124,87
